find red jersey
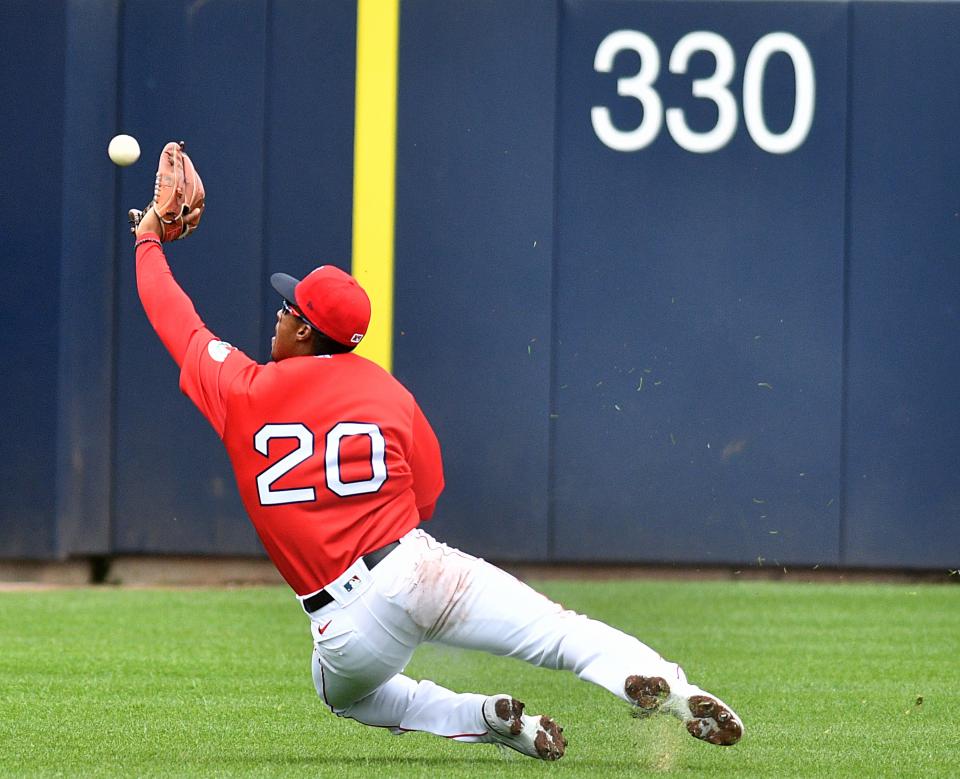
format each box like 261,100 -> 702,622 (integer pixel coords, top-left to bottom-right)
136,237 -> 444,595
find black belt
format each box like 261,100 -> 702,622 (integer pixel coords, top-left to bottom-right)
302,540 -> 401,614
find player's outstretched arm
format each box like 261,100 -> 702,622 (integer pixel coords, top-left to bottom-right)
129,142 -> 256,438
134,234 -> 205,368
129,142 -> 209,367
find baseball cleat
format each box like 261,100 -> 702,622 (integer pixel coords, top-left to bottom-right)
681,691 -> 744,745
625,677 -> 743,746
482,695 -> 567,760
624,674 -> 671,713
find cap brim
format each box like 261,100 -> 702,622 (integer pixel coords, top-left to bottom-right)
270,272 -> 300,303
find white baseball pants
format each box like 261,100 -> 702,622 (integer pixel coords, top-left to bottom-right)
308,529 -> 689,741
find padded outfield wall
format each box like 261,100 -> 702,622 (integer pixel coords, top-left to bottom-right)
1,0 -> 958,570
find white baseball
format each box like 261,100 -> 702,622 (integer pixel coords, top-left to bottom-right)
108,134 -> 141,167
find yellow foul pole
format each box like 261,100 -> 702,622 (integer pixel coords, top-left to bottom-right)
351,0 -> 399,372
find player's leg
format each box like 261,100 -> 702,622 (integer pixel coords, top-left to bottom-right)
393,531 -> 681,693
307,546 -> 566,759
399,530 -> 742,746
309,594 -> 487,739
312,655 -> 485,738
314,659 -> 564,759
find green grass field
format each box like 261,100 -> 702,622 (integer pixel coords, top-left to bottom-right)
1,579 -> 957,778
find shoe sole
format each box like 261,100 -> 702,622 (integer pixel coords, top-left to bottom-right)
685,694 -> 743,746
489,697 -> 567,760
624,676 -> 743,746
494,697 -> 524,735
625,674 -> 670,712
534,715 -> 566,760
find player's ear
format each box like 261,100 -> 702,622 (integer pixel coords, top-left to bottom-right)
295,323 -> 313,342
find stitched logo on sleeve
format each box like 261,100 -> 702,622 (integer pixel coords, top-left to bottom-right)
207,340 -> 234,363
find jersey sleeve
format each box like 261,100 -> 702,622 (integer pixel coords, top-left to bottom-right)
408,401 -> 445,520
135,234 -> 204,366
136,233 -> 257,437
178,332 -> 257,438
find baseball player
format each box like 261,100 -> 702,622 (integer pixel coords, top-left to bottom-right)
130,144 -> 742,761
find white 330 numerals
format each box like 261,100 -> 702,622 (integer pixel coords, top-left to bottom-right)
592,30 -> 815,154
254,422 -> 387,506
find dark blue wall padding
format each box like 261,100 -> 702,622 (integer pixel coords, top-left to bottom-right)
393,1 -> 558,559
56,0 -> 122,559
2,1 -> 958,570
550,1 -> 848,565
0,2 -> 67,558
843,2 -> 960,568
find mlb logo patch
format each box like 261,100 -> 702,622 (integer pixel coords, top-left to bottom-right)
343,575 -> 362,592
351,333 -> 363,344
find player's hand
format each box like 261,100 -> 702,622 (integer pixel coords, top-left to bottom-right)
131,205 -> 163,238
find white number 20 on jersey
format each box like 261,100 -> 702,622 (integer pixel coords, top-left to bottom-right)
254,422 -> 387,505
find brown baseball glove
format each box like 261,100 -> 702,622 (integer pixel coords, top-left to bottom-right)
128,141 -> 205,241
